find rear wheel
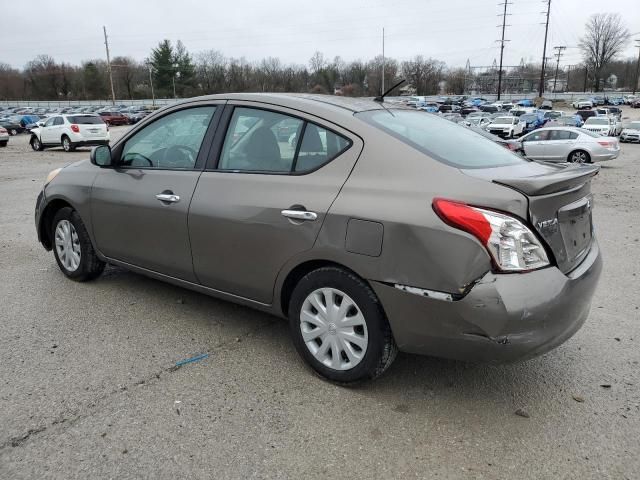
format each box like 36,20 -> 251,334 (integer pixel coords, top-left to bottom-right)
288,267 -> 397,384
30,136 -> 43,151
61,135 -> 75,152
0,141 -> 7,147
568,150 -> 590,164
9,128 -> 18,136
51,207 -> 105,281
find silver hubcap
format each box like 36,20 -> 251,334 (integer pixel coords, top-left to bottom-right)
55,220 -> 81,272
32,139 -> 39,149
63,139 -> 70,150
300,288 -> 368,371
572,152 -> 587,163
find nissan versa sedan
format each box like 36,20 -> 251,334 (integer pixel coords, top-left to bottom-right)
35,94 -> 602,383
518,127 -> 619,163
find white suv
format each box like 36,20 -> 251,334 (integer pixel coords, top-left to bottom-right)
30,114 -> 110,152
572,98 -> 594,109
582,116 -> 622,136
487,116 -> 525,138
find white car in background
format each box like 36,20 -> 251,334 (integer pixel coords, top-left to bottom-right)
620,121 -> 640,143
518,127 -> 619,163
487,116 -> 525,138
463,116 -> 492,129
29,114 -> 110,152
572,98 -> 594,109
582,116 -> 622,137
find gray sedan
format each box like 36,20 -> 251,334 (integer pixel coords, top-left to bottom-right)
518,127 -> 620,163
35,94 -> 602,383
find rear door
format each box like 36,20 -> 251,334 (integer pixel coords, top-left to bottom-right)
189,103 -> 363,304
545,129 -> 578,161
91,103 -> 221,281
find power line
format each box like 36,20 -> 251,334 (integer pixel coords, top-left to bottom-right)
538,0 -> 551,97
103,26 -> 116,106
496,0 -> 512,100
552,45 -> 566,93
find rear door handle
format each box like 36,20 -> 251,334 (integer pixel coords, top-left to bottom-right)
281,209 -> 318,221
156,193 -> 180,203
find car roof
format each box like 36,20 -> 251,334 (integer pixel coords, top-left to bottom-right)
176,93 -> 392,116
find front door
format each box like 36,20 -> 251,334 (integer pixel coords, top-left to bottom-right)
522,129 -> 550,159
91,105 -> 219,282
189,104 -> 362,304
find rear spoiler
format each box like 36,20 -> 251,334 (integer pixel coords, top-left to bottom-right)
493,163 -> 600,196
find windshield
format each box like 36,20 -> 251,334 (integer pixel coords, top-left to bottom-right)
585,118 -> 608,125
492,117 -> 513,125
359,110 -> 525,169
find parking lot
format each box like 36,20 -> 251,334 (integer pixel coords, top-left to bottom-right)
1,113 -> 640,479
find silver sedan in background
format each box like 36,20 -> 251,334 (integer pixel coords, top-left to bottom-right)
518,127 -> 620,163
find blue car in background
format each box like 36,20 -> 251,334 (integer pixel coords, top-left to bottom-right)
519,111 -> 547,133
517,99 -> 534,107
606,97 -> 623,106
418,102 -> 439,113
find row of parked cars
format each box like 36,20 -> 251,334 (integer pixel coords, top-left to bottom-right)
571,94 -> 640,109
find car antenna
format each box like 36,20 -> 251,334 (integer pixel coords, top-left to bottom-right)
374,79 -> 406,103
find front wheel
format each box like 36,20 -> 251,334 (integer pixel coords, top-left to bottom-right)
568,150 -> 591,164
10,128 -> 18,136
51,207 -> 105,281
30,136 -> 43,151
288,267 -> 397,384
0,141 -> 7,147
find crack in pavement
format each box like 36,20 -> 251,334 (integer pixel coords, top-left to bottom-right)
0,318 -> 279,453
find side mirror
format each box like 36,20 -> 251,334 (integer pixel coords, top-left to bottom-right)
37,121 -> 45,127
90,145 -> 113,167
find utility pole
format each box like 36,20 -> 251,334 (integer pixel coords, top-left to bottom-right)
147,64 -> 156,107
634,39 -> 640,95
103,26 -> 116,106
552,46 -> 566,93
496,0 -> 512,100
538,0 -> 551,98
382,27 -> 385,94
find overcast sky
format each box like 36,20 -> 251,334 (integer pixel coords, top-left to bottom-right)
2,0 -> 639,70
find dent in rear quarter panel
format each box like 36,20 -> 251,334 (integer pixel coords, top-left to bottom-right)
311,131 -> 530,295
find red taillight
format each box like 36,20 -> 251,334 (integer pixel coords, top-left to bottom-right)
70,124 -> 80,133
432,198 -> 492,244
597,140 -> 613,147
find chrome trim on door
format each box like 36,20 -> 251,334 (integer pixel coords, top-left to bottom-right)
155,193 -> 180,203
281,210 -> 318,221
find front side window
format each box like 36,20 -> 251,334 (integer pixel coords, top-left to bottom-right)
218,107 -> 350,174
53,117 -> 64,126
44,117 -> 55,127
120,106 -> 215,170
525,130 -> 549,142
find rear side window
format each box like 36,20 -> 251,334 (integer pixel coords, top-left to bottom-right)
359,110 -> 525,169
218,107 -> 350,174
67,116 -> 104,124
548,130 -> 578,140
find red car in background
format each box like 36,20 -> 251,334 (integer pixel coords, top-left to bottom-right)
99,111 -> 129,126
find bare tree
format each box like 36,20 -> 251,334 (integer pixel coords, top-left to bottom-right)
579,13 -> 629,91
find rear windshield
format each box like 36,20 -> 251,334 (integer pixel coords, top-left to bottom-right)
67,115 -> 104,124
359,110 -> 525,169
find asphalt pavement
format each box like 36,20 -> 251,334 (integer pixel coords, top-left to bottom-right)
1,115 -> 639,479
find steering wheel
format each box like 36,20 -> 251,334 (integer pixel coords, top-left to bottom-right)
162,144 -> 197,168
122,152 -> 153,167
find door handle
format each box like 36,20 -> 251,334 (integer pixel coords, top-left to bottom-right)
281,209 -> 318,221
156,193 -> 180,203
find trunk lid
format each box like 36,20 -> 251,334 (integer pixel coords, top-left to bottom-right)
463,161 -> 599,273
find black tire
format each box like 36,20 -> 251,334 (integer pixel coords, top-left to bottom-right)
61,135 -> 75,152
9,128 -> 18,136
568,150 -> 591,164
30,136 -> 43,151
0,141 -> 7,147
288,267 -> 397,384
51,207 -> 105,282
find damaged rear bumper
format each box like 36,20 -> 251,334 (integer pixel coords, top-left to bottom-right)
372,239 -> 602,363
